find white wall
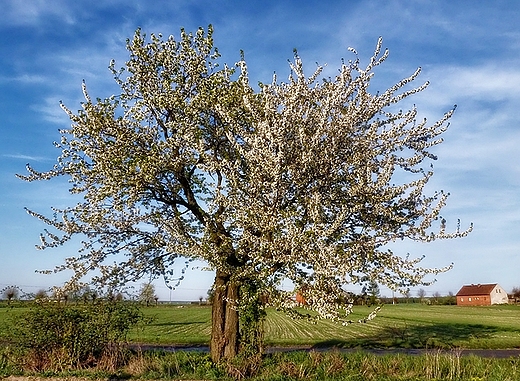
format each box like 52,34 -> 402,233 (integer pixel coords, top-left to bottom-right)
490,284 -> 509,304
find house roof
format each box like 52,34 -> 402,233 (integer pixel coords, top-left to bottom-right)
456,283 -> 497,297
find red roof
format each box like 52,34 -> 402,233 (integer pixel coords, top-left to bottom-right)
456,284 -> 497,297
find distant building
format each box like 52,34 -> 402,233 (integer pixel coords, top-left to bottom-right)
295,291 -> 307,305
456,283 -> 508,306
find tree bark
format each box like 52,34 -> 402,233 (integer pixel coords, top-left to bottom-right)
210,270 -> 240,362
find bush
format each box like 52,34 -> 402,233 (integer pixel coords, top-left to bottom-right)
7,299 -> 143,371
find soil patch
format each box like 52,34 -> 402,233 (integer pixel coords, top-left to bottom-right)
131,344 -> 520,358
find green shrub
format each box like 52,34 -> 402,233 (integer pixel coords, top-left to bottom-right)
7,300 -> 143,371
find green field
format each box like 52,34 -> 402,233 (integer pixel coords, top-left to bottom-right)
128,303 -> 520,349
2,303 -> 520,349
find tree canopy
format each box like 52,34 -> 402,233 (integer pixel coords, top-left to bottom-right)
20,26 -> 471,360
138,283 -> 158,306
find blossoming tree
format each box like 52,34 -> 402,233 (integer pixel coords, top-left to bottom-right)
20,26 -> 471,361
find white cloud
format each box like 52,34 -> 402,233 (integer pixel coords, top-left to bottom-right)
3,0 -> 75,27
0,74 -> 47,84
30,96 -> 69,125
394,62 -> 520,180
431,64 -> 520,102
2,154 -> 50,162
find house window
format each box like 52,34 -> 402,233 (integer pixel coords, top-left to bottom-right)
461,298 -> 464,301
469,297 -> 472,301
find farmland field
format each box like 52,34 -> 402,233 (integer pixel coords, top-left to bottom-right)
2,303 -> 520,349
129,303 -> 520,349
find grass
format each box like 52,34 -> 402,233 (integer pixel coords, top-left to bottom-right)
3,349 -> 520,380
132,304 -> 212,345
2,302 -> 520,349
131,303 -> 520,349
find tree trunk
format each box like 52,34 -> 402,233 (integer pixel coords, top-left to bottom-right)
210,270 -> 240,362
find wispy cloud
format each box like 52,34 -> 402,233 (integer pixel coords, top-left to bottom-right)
0,74 -> 47,84
2,154 -> 50,162
3,0 -> 75,27
431,64 -> 520,103
30,96 -> 70,125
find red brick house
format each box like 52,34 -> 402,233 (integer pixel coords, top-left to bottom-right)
456,283 -> 508,306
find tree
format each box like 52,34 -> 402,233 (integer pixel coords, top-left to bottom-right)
402,289 -> 411,303
19,26 -> 471,361
206,287 -> 215,305
368,281 -> 381,300
511,287 -> 520,303
445,291 -> 456,305
2,286 -> 20,304
34,289 -> 48,301
417,288 -> 426,302
68,285 -> 96,303
362,280 -> 380,305
138,283 -> 157,306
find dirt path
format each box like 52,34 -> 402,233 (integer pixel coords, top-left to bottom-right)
132,344 -> 520,358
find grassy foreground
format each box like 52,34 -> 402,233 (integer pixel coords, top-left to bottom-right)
117,350 -> 520,380
2,348 -> 520,380
126,303 -> 520,349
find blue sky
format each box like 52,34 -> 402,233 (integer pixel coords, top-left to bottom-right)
1,0 -> 519,301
